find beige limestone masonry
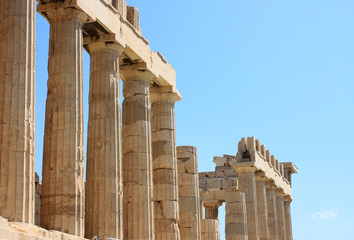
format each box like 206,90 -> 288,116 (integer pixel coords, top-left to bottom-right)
151,86 -> 181,240
84,40 -> 124,239
276,191 -> 287,240
225,192 -> 248,240
256,175 -> 270,240
177,146 -> 201,240
0,0 -> 36,224
40,7 -> 87,237
284,198 -> 293,240
266,181 -> 279,240
201,219 -> 220,240
121,63 -> 154,240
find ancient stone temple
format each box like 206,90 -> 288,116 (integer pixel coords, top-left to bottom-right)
0,1 -> 298,240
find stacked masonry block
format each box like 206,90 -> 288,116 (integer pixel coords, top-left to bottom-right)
201,219 -> 220,240
225,192 -> 248,240
177,146 -> 201,240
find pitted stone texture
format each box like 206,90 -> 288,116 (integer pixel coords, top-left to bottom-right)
225,192 -> 248,240
40,7 -> 87,236
201,219 -> 220,240
0,0 -> 36,224
266,183 -> 279,240
177,146 -> 201,240
256,177 -> 270,240
85,42 -> 124,239
233,168 -> 259,240
121,63 -> 154,240
276,193 -> 286,240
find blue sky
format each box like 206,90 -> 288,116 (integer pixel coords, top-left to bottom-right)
35,1 -> 354,239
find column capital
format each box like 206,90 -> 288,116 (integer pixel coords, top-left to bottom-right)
284,195 -> 293,203
255,172 -> 268,181
38,4 -> 88,23
150,86 -> 181,104
266,180 -> 277,189
204,201 -> 223,208
120,62 -> 154,82
85,38 -> 125,56
275,189 -> 286,198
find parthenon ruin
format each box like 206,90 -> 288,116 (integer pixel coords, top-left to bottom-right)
0,0 -> 298,240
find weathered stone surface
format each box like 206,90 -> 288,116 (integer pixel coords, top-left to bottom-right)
151,86 -> 180,240
256,175 -> 270,240
177,146 -> 201,240
233,168 -> 259,240
276,192 -> 287,240
225,192 -> 248,240
40,7 -> 88,237
284,199 -> 293,240
201,219 -> 220,240
121,63 -> 154,240
84,41 -> 124,239
0,0 -> 36,224
266,182 -> 279,240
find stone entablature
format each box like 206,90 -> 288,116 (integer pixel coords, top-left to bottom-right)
37,0 -> 177,89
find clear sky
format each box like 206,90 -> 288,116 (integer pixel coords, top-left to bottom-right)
35,1 -> 354,239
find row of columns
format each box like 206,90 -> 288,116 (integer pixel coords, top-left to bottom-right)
234,167 -> 293,240
0,2 -> 182,240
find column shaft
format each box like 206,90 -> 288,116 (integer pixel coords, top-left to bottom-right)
276,194 -> 287,240
225,192 -> 248,240
266,185 -> 278,240
85,42 -> 124,239
0,0 -> 36,224
151,87 -> 180,240
40,8 -> 87,236
236,169 -> 259,240
177,146 -> 201,240
284,200 -> 293,240
201,219 -> 220,240
121,63 -> 154,240
256,178 -> 269,240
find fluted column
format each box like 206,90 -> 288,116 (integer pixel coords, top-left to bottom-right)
121,63 -> 154,240
234,167 -> 259,240
201,219 -> 220,240
177,146 -> 201,240
151,86 -> 180,240
266,182 -> 278,240
276,191 -> 287,240
40,7 -> 87,236
225,192 -> 248,240
256,175 -> 269,240
85,41 -> 124,239
0,0 -> 36,224
284,198 -> 293,240
204,203 -> 221,220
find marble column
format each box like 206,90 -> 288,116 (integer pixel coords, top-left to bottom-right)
121,63 -> 154,240
204,203 -> 221,220
177,146 -> 201,240
225,192 -> 248,240
85,41 -> 124,239
234,167 -> 259,240
40,7 -> 87,236
284,198 -> 293,240
276,191 -> 287,240
0,0 -> 36,224
256,175 -> 269,240
201,219 -> 220,240
151,86 -> 180,240
266,182 -> 278,240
